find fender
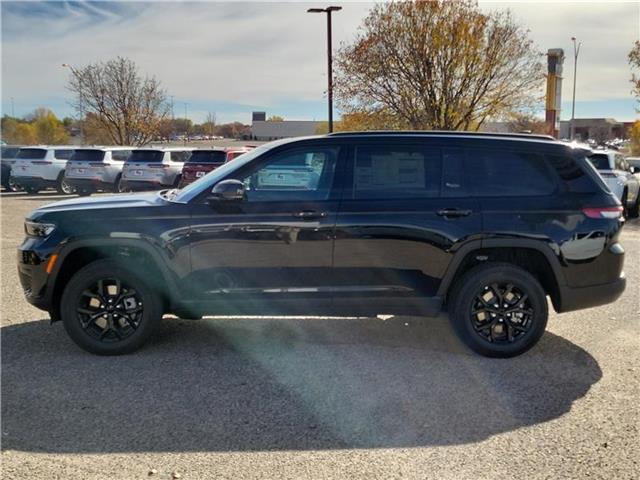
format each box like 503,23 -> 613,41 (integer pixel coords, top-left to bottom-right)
436,238 -> 567,297
46,236 -> 183,307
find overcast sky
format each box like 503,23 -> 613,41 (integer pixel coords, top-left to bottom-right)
1,0 -> 639,124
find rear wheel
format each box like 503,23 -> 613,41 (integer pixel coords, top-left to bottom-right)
56,173 -> 75,194
621,190 -> 629,217
448,263 -> 548,358
60,260 -> 164,355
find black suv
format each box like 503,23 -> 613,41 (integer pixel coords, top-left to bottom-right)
18,132 -> 626,357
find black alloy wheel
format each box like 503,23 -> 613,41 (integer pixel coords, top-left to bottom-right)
61,260 -> 163,354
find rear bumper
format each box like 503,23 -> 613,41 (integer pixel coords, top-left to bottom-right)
121,179 -> 168,191
13,176 -> 56,189
557,273 -> 626,312
66,177 -> 113,192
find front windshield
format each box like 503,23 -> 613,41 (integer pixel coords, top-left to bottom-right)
172,140 -> 290,202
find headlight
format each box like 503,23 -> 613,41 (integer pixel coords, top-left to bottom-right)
24,220 -> 56,237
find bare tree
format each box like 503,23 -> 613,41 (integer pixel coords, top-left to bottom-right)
335,1 -> 545,131
629,40 -> 640,111
66,57 -> 169,145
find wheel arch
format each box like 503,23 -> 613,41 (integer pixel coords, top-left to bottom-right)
48,238 -> 180,320
439,239 -> 567,312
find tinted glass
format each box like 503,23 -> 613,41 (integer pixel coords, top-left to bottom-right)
128,150 -> 164,162
627,159 -> 640,169
188,151 -> 227,164
352,145 -> 441,199
547,154 -> 601,193
1,147 -> 20,158
469,149 -> 556,196
17,148 -> 47,159
588,153 -> 611,170
170,151 -> 192,163
71,150 -> 106,162
54,149 -> 74,160
241,147 -> 338,201
442,148 -> 468,197
111,150 -> 132,161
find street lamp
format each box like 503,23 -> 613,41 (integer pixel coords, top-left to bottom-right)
307,6 -> 342,133
570,37 -> 582,140
62,63 -> 84,144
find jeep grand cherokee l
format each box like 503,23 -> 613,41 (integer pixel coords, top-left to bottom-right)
18,132 -> 626,357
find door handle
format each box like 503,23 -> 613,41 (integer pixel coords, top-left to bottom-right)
437,208 -> 472,218
292,210 -> 328,220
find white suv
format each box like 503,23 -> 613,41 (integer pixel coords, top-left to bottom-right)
121,147 -> 193,191
12,146 -> 76,194
588,150 -> 640,217
64,147 -> 133,195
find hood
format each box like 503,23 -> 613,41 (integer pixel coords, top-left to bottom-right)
28,191 -> 166,219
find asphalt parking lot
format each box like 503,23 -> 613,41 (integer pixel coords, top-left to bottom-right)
1,191 -> 638,480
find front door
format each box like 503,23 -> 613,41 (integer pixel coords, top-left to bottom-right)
187,143 -> 344,315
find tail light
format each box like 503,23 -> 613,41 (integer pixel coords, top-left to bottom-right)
582,206 -> 623,219
31,161 -> 52,165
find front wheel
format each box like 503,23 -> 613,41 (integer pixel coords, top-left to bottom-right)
448,263 -> 548,358
60,260 -> 164,355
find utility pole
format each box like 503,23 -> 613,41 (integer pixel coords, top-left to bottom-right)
10,97 -> 15,117
570,37 -> 581,140
307,6 -> 342,133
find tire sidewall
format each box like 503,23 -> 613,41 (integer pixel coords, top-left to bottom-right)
450,264 -> 548,358
61,260 -> 163,355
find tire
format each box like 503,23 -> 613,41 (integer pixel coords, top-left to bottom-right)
77,189 -> 91,197
56,173 -> 75,194
448,263 -> 548,358
173,175 -> 182,188
7,176 -> 21,192
113,174 -> 124,193
628,193 -> 640,219
24,186 -> 39,194
60,259 -> 164,355
621,190 -> 628,218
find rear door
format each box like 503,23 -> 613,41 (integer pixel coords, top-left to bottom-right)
332,139 -> 481,316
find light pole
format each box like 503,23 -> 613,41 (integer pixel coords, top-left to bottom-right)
307,6 -> 342,133
10,97 -> 14,117
570,37 -> 581,140
62,63 -> 84,144
183,102 -> 189,144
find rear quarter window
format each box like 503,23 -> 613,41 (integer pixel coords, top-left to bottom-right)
54,149 -> 74,160
547,154 -> 604,193
468,148 -> 557,197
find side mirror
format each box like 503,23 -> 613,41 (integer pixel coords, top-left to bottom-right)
207,179 -> 246,204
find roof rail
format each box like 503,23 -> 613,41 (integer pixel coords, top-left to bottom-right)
327,130 -> 557,142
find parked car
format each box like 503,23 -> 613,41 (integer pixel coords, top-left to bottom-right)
225,146 -> 254,162
121,147 -> 193,191
1,145 -> 22,191
12,146 -> 76,194
588,150 -> 640,217
18,132 -> 626,357
64,147 -> 133,195
179,148 -> 227,187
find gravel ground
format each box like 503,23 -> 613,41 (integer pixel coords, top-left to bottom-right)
1,191 -> 638,480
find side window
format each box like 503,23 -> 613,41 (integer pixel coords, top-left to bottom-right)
171,151 -> 191,163
547,154 -> 599,193
615,155 -> 627,171
352,144 -> 441,199
469,149 -> 556,197
240,147 -> 338,202
442,148 -> 468,197
111,150 -> 132,162
54,149 -> 74,160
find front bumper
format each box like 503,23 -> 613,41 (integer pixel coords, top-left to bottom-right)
557,273 -> 626,312
17,248 -> 51,312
